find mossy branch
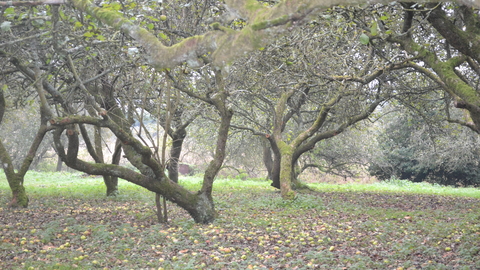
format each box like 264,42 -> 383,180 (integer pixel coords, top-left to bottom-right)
70,0 -> 480,70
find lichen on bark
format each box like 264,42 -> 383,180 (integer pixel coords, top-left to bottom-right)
277,141 -> 296,200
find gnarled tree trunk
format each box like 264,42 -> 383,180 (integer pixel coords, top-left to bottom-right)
51,70 -> 233,223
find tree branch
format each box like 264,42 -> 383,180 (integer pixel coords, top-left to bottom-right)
447,118 -> 479,134
426,4 -> 480,63
0,0 -> 64,6
0,31 -> 50,47
294,95 -> 384,161
0,87 -> 5,124
67,0 -> 480,71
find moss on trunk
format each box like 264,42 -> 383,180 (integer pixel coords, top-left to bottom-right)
103,175 -> 119,196
277,141 -> 295,200
189,192 -> 217,224
7,174 -> 29,208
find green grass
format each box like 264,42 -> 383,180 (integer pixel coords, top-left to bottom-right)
1,171 -> 480,269
310,177 -> 480,199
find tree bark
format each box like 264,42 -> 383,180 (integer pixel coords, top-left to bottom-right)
0,144 -> 29,208
167,128 -> 186,183
271,156 -> 281,189
200,71 -> 234,201
96,127 -> 119,196
271,89 -> 297,198
105,139 -> 122,196
8,176 -> 29,207
264,135 -> 281,189
277,142 -> 296,200
155,192 -> 164,223
0,88 -> 4,124
55,155 -> 63,172
426,5 -> 480,64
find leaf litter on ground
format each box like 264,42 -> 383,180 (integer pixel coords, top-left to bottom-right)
0,174 -> 480,269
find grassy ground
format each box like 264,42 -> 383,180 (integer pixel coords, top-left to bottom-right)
1,171 -> 480,270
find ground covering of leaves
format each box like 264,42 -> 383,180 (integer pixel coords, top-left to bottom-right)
1,178 -> 480,270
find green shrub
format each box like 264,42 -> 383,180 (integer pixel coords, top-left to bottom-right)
368,113 -> 480,187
